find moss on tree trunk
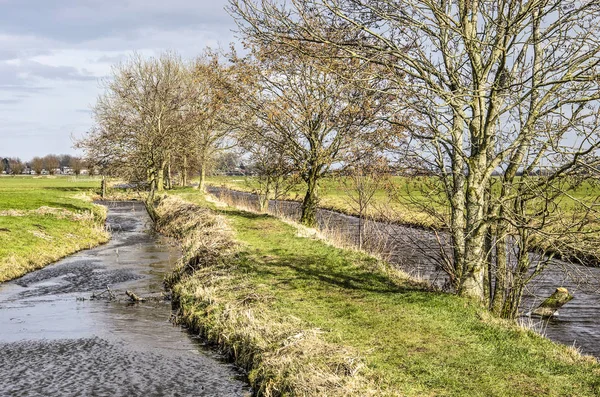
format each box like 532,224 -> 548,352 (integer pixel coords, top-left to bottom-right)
532,287 -> 573,317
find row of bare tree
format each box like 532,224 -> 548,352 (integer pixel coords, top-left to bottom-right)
76,51 -> 245,196
79,0 -> 600,318
227,0 -> 600,317
77,46 -> 400,223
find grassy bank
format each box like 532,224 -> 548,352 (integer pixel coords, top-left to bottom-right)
157,194 -> 600,396
206,175 -> 436,228
0,177 -> 110,282
206,176 -> 600,266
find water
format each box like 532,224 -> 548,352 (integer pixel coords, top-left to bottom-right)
0,201 -> 250,397
208,186 -> 600,359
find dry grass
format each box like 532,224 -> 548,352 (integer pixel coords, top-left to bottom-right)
154,195 -> 380,396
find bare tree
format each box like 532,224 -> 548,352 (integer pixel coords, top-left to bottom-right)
231,0 -> 600,312
71,157 -> 84,177
7,158 -> 24,175
245,138 -> 301,213
77,52 -> 188,196
59,154 -> 73,169
184,51 -> 246,190
43,155 -> 60,175
30,157 -> 44,175
341,156 -> 390,250
234,45 -> 397,226
214,151 -> 242,175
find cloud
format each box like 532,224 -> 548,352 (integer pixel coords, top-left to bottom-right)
0,50 -> 20,61
0,99 -> 20,104
94,54 -> 127,64
0,60 -> 97,99
0,0 -> 234,45
0,0 -> 237,158
19,60 -> 97,81
0,85 -> 49,93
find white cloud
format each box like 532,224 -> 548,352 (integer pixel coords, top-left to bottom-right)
0,0 -> 237,159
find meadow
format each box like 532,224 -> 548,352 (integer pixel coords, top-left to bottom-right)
0,176 -> 109,282
158,193 -> 600,396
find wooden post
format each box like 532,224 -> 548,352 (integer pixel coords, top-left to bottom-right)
532,287 -> 573,317
101,175 -> 107,199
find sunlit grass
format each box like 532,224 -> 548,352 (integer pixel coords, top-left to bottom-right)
0,176 -> 109,282
206,175 -> 600,263
163,192 -> 600,396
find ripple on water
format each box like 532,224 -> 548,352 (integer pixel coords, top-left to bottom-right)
0,338 -> 248,397
14,260 -> 142,298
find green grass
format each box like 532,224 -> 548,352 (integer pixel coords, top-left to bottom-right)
162,193 -> 600,396
206,175 -> 600,263
0,176 -> 109,282
207,175 -> 600,224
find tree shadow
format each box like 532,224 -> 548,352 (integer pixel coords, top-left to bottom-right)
229,210 -> 440,298
42,187 -> 94,192
45,202 -> 90,212
221,208 -> 269,220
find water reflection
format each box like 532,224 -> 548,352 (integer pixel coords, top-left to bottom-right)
0,201 -> 250,396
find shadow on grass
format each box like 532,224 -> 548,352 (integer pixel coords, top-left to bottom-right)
228,209 -> 438,298
42,187 -> 94,192
221,208 -> 268,220
46,202 -> 91,212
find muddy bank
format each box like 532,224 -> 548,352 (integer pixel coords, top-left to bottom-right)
0,201 -> 250,396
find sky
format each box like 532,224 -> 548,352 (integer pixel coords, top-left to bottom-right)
0,0 -> 237,160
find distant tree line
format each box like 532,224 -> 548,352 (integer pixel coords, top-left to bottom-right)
0,154 -> 90,176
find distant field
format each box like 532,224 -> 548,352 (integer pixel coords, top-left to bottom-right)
206,175 -> 439,227
206,175 -> 600,264
0,176 -> 109,282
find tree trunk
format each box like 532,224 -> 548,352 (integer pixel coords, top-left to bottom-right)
101,175 -> 107,199
459,173 -> 488,300
484,226 -> 493,305
258,180 -> 270,212
157,162 -> 165,192
532,288 -> 573,317
358,215 -> 364,250
491,230 -> 508,316
198,162 -> 206,191
182,155 -> 188,187
126,290 -> 146,303
300,172 -> 318,227
258,192 -> 270,212
167,161 -> 172,190
449,117 -> 466,289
